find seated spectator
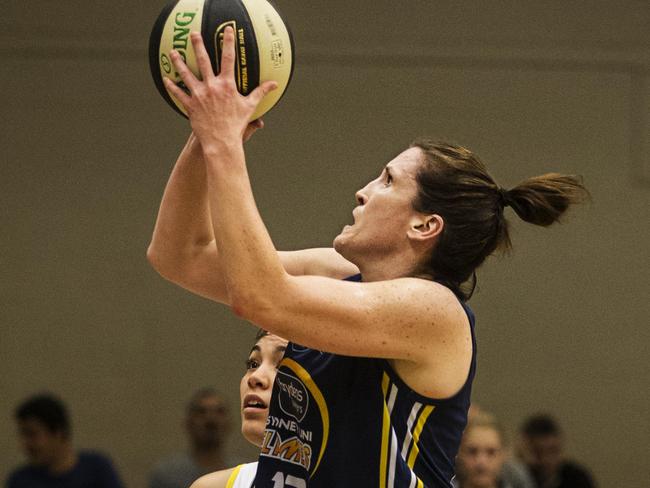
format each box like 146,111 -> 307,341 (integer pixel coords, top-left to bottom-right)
466,405 -> 534,488
5,393 -> 124,488
454,412 -> 513,488
149,388 -> 231,488
519,413 -> 596,488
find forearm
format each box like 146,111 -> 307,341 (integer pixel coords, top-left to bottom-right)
203,143 -> 287,310
148,133 -> 215,272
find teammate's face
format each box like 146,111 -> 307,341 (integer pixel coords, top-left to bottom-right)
457,426 -> 505,488
240,334 -> 288,446
333,147 -> 424,264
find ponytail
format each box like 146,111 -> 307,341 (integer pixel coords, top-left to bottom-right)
502,173 -> 588,227
410,139 -> 588,300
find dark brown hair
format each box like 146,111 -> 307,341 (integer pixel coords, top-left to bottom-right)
521,413 -> 562,438
410,138 -> 588,300
16,393 -> 71,438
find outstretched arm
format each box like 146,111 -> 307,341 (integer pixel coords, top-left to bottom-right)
147,124 -> 268,303
146,131 -> 223,300
164,28 -> 471,398
147,96 -> 356,303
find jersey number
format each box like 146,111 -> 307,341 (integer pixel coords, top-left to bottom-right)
271,472 -> 306,488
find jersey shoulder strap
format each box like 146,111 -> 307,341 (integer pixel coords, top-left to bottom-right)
226,462 -> 258,488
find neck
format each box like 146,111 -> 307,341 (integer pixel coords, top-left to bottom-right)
354,248 -> 422,283
47,444 -> 77,475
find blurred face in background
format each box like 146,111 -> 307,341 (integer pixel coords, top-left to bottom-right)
17,418 -> 67,467
240,334 -> 287,445
524,434 -> 563,478
457,425 -> 505,488
186,394 -> 230,450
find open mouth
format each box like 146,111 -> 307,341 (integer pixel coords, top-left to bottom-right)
243,394 -> 267,410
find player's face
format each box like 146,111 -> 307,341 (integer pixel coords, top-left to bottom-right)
334,147 -> 424,264
457,426 -> 505,488
17,418 -> 65,466
240,334 -> 288,446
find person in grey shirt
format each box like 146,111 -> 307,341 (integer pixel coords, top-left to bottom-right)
149,388 -> 231,488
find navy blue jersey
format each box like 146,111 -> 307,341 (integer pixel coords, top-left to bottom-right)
253,275 -> 477,488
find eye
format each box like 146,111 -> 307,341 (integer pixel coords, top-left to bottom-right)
383,171 -> 392,187
245,358 -> 260,370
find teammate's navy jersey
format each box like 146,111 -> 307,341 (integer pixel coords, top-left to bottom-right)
253,275 -> 477,488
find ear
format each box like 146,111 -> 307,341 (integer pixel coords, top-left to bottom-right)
407,214 -> 444,242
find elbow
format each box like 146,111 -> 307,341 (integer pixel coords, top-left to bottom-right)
146,243 -> 159,268
230,287 -> 281,328
146,242 -> 181,282
146,243 -> 165,274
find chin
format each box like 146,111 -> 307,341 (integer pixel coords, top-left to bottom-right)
333,229 -> 354,254
241,423 -> 264,447
333,234 -> 344,252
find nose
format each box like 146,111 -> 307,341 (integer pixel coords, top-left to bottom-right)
355,188 -> 368,205
248,363 -> 272,390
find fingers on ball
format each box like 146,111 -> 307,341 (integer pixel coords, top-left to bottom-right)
219,26 -> 237,77
190,32 -> 214,79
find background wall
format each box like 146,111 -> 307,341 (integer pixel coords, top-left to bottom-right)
1,1 -> 648,487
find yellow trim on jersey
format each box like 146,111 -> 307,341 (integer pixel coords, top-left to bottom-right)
406,405 -> 435,469
281,358 -> 330,478
225,464 -> 244,488
379,372 -> 391,488
416,478 -> 424,488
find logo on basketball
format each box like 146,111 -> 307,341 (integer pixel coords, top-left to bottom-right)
276,371 -> 309,422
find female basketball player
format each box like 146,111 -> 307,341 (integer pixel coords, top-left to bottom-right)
191,331 -> 287,488
148,28 -> 587,487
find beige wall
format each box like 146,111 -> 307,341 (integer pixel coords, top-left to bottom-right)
1,1 -> 648,487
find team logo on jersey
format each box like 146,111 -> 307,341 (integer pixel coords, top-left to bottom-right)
276,370 -> 309,422
260,430 -> 313,471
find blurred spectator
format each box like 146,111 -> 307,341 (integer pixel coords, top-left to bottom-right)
5,393 -> 125,488
454,412 -> 520,488
519,413 -> 596,488
465,405 -> 534,488
149,388 -> 231,488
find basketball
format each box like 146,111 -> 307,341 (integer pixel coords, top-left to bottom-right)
149,0 -> 294,120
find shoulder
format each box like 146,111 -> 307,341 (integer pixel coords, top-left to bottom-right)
560,461 -> 596,484
6,465 -> 37,487
388,278 -> 473,397
500,459 -> 535,488
77,450 -> 124,486
189,466 -> 238,488
389,277 -> 470,330
77,450 -> 117,468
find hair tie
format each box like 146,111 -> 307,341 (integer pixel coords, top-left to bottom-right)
497,188 -> 511,208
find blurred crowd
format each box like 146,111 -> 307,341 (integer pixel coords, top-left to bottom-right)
4,392 -> 596,488
453,405 -> 597,488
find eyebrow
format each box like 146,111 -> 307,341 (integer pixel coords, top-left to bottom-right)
384,165 -> 396,177
249,345 -> 287,354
